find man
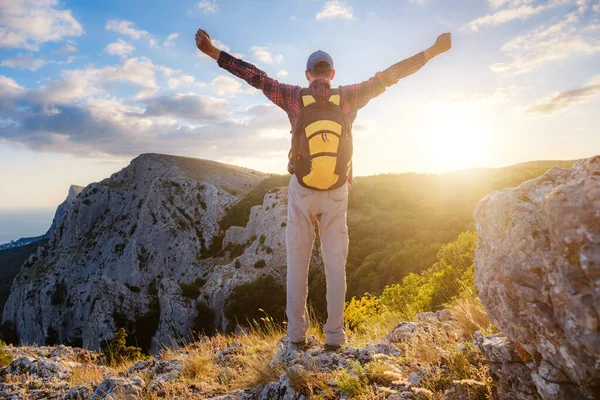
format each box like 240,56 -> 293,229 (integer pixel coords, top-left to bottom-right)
196,29 -> 451,349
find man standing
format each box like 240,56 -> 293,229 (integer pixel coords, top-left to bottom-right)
196,29 -> 451,349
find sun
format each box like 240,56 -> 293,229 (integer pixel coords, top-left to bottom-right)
420,103 -> 492,173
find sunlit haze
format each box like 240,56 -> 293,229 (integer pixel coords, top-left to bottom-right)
1,0 -> 599,211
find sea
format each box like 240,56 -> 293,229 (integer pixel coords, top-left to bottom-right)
0,208 -> 56,246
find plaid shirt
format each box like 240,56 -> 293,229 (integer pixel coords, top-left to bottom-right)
217,50 -> 428,181
217,50 -> 427,127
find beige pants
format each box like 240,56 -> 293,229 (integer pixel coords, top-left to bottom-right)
286,174 -> 349,346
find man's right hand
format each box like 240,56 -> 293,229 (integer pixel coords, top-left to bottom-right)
424,32 -> 451,61
195,29 -> 220,60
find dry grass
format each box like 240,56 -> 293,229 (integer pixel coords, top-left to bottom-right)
345,310 -> 405,348
392,319 -> 494,399
445,289 -> 495,339
68,365 -> 107,386
226,316 -> 285,389
182,345 -> 218,382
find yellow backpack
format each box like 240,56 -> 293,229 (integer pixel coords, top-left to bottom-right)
290,88 -> 353,191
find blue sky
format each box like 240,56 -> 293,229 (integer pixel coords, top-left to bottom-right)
1,0 -> 599,213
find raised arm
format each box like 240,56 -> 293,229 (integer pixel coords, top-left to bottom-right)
342,33 -> 452,111
195,29 -> 301,114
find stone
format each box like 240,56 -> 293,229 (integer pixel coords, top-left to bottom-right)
384,322 -> 419,343
5,356 -> 69,380
408,372 -> 420,386
269,335 -> 321,368
216,341 -> 243,363
64,384 -> 93,399
89,376 -> 145,399
475,156 -> 600,399
478,333 -> 540,400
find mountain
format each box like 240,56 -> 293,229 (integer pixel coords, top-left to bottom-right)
0,153 -> 575,354
0,236 -> 46,251
1,154 -> 274,352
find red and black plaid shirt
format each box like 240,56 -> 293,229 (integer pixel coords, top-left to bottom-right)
217,50 -> 427,126
217,50 -> 428,179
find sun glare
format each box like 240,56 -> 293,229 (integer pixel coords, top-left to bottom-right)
419,103 -> 491,173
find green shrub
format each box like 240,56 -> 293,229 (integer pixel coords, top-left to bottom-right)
179,278 -> 207,300
224,275 -> 285,330
51,282 -> 67,306
102,328 -> 144,366
180,283 -> 200,299
193,301 -> 216,335
344,294 -> 381,332
133,298 -> 161,353
221,175 -> 290,230
379,231 -> 477,318
124,283 -> 141,293
333,360 -> 369,397
253,259 -> 266,269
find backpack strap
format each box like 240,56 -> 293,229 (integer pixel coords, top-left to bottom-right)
300,88 -> 341,108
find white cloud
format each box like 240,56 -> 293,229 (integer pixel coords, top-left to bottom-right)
409,0 -> 425,4
489,0 -> 534,8
525,75 -> 600,116
144,94 -> 229,121
198,0 -> 219,14
594,2 -> 600,12
289,16 -> 298,21
250,46 -> 284,64
464,0 -> 586,31
0,0 -> 84,51
105,19 -> 158,47
105,20 -> 149,40
1,54 -> 49,71
491,12 -> 600,73
162,69 -> 206,90
27,57 -> 161,106
104,19 -> 150,39
104,39 -> 135,57
0,73 -> 289,159
0,53 -> 76,71
164,33 -> 179,47
212,75 -> 242,97
316,1 -> 354,20
56,41 -> 77,54
276,69 -> 288,77
465,4 -> 547,30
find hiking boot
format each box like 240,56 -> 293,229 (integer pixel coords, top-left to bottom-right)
323,343 -> 342,352
290,339 -> 311,352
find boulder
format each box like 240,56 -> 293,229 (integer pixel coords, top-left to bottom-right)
474,156 -> 600,399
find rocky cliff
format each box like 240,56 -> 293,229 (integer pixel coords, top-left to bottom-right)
474,156 -> 600,399
1,153 -> 294,352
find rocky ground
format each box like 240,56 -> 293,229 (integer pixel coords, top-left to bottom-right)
0,309 -> 514,400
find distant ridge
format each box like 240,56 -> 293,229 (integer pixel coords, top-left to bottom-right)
0,236 -> 46,251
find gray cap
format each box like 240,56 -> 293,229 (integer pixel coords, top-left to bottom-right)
306,50 -> 334,71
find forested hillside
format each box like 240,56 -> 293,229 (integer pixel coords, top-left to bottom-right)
341,160 -> 575,298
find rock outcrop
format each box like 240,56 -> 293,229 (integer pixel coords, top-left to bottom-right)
474,156 -> 600,399
2,154 -> 297,352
